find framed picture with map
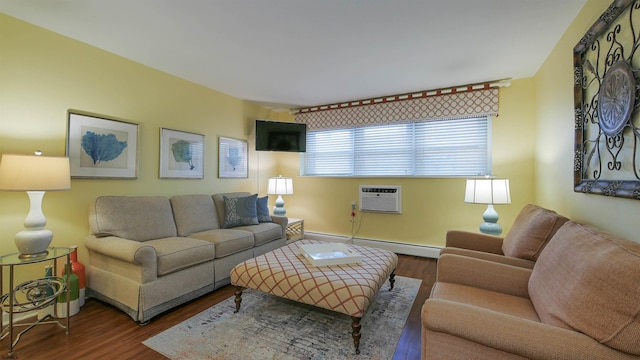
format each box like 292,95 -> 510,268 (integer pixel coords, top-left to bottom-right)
160,128 -> 205,179
218,136 -> 248,178
66,110 -> 138,179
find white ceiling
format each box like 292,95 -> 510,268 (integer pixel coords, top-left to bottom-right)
0,0 -> 586,110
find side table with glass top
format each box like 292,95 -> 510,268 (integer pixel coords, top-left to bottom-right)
0,247 -> 71,358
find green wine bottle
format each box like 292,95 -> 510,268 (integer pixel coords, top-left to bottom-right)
57,262 -> 80,317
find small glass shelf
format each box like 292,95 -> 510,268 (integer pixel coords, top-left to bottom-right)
0,247 -> 71,266
0,247 -> 72,358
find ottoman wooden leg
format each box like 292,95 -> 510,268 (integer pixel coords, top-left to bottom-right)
351,316 -> 361,354
234,287 -> 243,313
389,271 -> 396,291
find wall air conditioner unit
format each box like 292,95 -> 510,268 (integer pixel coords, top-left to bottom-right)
359,185 -> 402,214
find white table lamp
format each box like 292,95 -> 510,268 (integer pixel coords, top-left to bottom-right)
464,178 -> 511,235
0,152 -> 71,258
267,175 -> 293,216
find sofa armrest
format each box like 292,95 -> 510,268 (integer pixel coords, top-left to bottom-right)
445,230 -> 504,255
270,215 -> 289,239
422,299 -> 635,360
85,235 -> 158,282
440,247 -> 535,269
436,254 -> 531,298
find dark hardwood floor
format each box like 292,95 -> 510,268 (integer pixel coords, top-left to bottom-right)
0,254 -> 436,359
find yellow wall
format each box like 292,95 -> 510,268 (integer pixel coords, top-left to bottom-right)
0,13 -> 541,276
4,0 -> 636,287
277,78 -> 538,246
278,1 -> 640,246
535,0 -> 640,241
0,14 -> 282,281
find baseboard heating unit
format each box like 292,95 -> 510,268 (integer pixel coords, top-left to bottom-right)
304,231 -> 441,258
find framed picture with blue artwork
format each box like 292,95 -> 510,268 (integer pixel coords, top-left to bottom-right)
159,128 -> 204,179
66,110 -> 138,179
218,136 -> 248,178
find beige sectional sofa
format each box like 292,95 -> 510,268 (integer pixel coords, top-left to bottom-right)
85,192 -> 287,323
422,207 -> 640,359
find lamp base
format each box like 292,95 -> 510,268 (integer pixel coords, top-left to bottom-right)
479,204 -> 503,236
15,229 -> 52,258
273,195 -> 287,216
18,250 -> 50,259
479,222 -> 503,236
15,191 -> 53,258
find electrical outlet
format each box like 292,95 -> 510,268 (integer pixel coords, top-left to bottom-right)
351,201 -> 356,211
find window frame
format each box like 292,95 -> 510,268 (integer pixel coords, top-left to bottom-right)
300,116 -> 492,178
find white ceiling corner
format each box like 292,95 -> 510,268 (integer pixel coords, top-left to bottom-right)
0,0 -> 587,110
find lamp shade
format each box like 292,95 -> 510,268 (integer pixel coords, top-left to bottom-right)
464,179 -> 510,205
267,176 -> 293,195
0,154 -> 71,191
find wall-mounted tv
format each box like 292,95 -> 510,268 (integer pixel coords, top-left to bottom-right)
255,120 -> 307,152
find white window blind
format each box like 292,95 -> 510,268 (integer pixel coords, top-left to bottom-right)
302,117 -> 490,177
354,123 -> 414,176
304,129 -> 354,176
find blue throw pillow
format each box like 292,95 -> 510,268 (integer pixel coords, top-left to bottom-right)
223,194 -> 259,228
256,195 -> 272,223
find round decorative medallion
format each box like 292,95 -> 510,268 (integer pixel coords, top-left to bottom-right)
597,61 -> 635,137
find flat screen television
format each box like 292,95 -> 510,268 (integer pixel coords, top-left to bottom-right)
255,120 -> 307,152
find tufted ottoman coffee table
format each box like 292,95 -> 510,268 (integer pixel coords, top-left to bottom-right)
230,239 -> 398,354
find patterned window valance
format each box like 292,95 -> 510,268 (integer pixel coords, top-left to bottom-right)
294,82 -> 504,131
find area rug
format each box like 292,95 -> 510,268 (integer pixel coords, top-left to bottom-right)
143,276 -> 421,360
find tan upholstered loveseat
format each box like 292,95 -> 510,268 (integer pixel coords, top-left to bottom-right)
85,192 -> 287,323
422,215 -> 640,359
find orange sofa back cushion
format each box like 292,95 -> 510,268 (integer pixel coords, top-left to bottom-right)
529,221 -> 640,355
502,204 -> 568,260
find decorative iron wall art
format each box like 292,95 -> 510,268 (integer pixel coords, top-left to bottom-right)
574,0 -> 640,199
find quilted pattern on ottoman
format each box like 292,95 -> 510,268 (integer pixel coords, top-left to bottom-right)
231,239 -> 398,317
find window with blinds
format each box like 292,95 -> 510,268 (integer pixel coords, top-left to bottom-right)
302,116 -> 490,177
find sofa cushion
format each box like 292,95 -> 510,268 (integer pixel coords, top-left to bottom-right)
188,229 -> 255,258
431,282 -> 540,322
529,221 -> 640,355
234,222 -> 282,246
222,194 -> 259,228
213,192 -> 252,226
256,196 -> 272,223
440,247 -> 536,269
89,196 -> 178,241
144,237 -> 215,276
502,204 -> 568,260
170,194 -> 220,236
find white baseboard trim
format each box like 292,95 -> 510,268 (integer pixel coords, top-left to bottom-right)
3,311 -> 34,326
304,231 -> 441,259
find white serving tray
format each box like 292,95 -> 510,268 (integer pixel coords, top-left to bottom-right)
299,243 -> 362,266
